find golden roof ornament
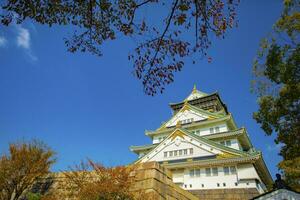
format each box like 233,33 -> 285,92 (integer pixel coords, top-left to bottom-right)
192,84 -> 197,94
176,121 -> 182,128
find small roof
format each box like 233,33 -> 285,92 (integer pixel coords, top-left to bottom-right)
130,143 -> 158,154
169,85 -> 229,115
252,188 -> 300,200
184,84 -> 208,101
155,101 -> 226,131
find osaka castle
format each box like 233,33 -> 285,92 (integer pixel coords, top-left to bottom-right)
130,86 -> 273,196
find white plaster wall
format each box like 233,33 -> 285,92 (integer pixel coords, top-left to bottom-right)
230,139 -> 241,150
171,165 -> 264,192
195,123 -> 228,136
153,123 -> 230,144
181,167 -> 239,190
216,138 -> 242,150
153,134 -> 168,144
165,110 -> 207,127
141,134 -> 223,163
148,140 -> 214,162
237,163 -> 260,180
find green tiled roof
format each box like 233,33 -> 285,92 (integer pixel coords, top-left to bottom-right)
188,103 -> 226,118
145,114 -> 235,137
169,92 -> 218,106
130,143 -> 158,153
179,128 -> 250,156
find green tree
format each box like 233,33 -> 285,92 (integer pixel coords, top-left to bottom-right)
252,0 -> 300,191
0,140 -> 56,200
1,0 -> 239,95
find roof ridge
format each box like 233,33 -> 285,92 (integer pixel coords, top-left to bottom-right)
178,128 -> 249,156
188,103 -> 225,118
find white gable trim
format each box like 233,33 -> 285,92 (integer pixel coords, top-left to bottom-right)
139,129 -> 225,163
165,109 -> 208,127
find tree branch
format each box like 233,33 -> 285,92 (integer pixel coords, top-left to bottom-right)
150,0 -> 180,66
194,0 -> 199,45
130,0 -> 153,25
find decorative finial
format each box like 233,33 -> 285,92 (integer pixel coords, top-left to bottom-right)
192,84 -> 197,94
176,121 -> 182,128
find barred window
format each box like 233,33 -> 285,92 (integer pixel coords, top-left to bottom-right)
224,167 -> 230,175
164,152 -> 167,158
212,167 -> 218,176
205,168 -> 211,176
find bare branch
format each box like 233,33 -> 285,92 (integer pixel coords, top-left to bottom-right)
150,0 -> 180,66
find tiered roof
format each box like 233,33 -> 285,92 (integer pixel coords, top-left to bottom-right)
169,85 -> 228,115
130,85 -> 273,189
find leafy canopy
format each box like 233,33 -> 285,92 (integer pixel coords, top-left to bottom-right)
252,0 -> 300,191
1,0 -> 239,95
61,160 -> 149,200
0,140 -> 56,200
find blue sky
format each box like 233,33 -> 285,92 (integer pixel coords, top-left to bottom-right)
0,1 -> 283,177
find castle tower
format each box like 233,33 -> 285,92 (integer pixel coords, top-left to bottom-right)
130,86 -> 272,198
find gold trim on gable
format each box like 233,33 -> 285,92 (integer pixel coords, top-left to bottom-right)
170,130 -> 185,141
207,116 -> 217,120
176,121 -> 182,128
181,103 -> 190,112
216,152 -> 237,159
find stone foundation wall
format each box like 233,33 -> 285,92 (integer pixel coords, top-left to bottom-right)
130,162 -> 198,200
32,162 -> 198,200
189,188 -> 260,200
32,162 -> 262,200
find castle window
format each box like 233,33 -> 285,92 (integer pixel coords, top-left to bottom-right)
174,150 -> 177,156
189,148 -> 193,155
179,150 -> 182,156
215,127 -> 220,133
205,168 -> 211,176
235,182 -> 238,186
184,149 -> 187,155
201,184 -> 204,188
164,152 -> 167,158
184,184 -> 187,188
212,167 -> 218,176
220,141 -> 225,145
224,167 -> 230,175
169,151 -> 173,157
195,169 -> 201,177
226,140 -> 232,146
209,128 -> 214,133
223,183 -> 226,187
189,169 -> 195,177
189,184 -> 192,188
217,183 -> 220,187
230,166 -> 236,174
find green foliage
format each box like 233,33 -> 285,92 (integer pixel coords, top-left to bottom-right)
252,0 -> 300,191
27,192 -> 41,200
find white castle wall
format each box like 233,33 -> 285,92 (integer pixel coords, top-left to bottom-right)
171,163 -> 265,194
147,140 -> 217,162
193,123 -> 228,136
165,110 -> 207,128
153,123 -> 229,144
